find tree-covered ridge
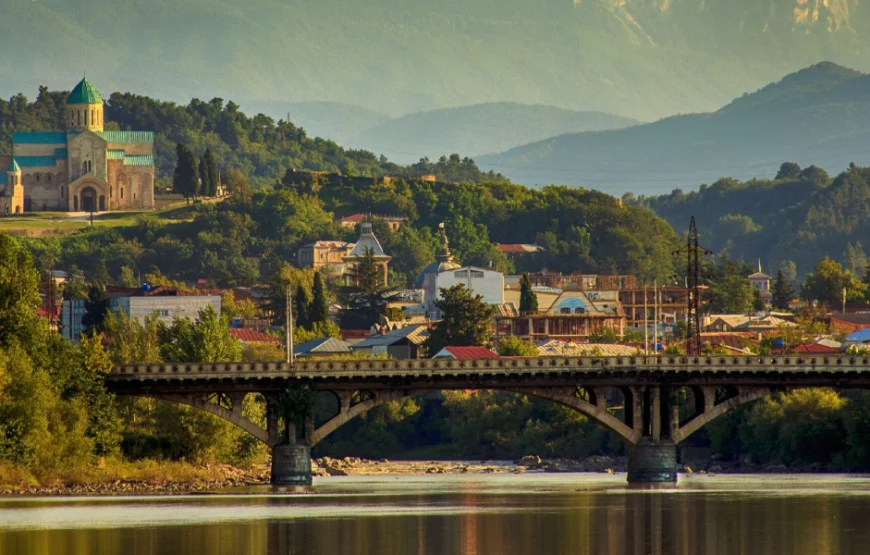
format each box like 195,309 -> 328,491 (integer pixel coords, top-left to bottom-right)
630,162 -> 870,280
0,88 -> 506,188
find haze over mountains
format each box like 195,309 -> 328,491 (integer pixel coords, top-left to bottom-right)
480,63 -> 870,195
3,0 -> 870,124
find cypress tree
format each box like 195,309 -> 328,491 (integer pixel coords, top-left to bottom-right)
199,154 -> 210,198
293,285 -> 311,330
173,143 -> 199,202
205,149 -> 219,197
771,269 -> 796,311
310,272 -> 329,325
519,273 -> 538,313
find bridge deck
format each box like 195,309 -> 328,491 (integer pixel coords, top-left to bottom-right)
108,356 -> 870,392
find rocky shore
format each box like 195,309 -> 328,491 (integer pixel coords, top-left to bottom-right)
312,455 -> 628,477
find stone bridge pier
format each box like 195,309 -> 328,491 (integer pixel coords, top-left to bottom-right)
627,386 -> 678,484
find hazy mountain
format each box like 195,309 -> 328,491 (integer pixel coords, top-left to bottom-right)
346,103 -> 638,163
479,63 -> 870,195
242,101 -> 390,145
2,1 -> 870,122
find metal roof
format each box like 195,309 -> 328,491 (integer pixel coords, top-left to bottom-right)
0,174 -> 6,186
67,77 -> 103,104
107,150 -> 126,160
54,148 -> 68,160
13,132 -> 66,144
8,159 -> 20,172
294,337 -> 352,356
16,156 -> 56,167
351,325 -> 429,348
433,346 -> 499,359
123,155 -> 154,166
96,131 -> 154,144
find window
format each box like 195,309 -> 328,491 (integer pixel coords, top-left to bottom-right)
60,186 -> 64,198
35,174 -> 40,182
46,174 -> 51,182
120,188 -> 124,199
109,187 -> 112,198
91,109 -> 94,124
560,307 -> 571,314
77,110 -> 81,125
575,307 -> 586,315
471,271 -> 485,278
157,309 -> 169,317
84,110 -> 88,125
454,271 -> 469,278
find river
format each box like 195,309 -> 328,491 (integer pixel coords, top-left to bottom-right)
2,473 -> 870,554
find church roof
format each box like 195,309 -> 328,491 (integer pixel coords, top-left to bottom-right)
8,159 -> 20,172
68,77 -> 103,105
346,223 -> 389,258
95,131 -> 153,144
16,156 -> 56,167
13,132 -> 66,144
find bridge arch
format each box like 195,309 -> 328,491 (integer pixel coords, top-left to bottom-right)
151,393 -> 272,446
672,386 -> 774,444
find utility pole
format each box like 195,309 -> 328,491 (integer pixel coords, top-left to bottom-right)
643,283 -> 648,355
673,216 -> 710,356
285,282 -> 295,364
653,279 -> 658,353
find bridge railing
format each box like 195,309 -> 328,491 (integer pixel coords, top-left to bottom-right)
109,355 -> 870,380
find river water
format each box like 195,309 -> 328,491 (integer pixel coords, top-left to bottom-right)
2,473 -> 870,555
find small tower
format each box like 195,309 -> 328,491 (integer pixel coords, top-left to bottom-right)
66,77 -> 104,132
4,159 -> 24,215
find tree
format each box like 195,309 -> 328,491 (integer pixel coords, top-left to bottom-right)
519,273 -> 538,313
704,275 -> 753,314
776,162 -> 802,180
293,284 -> 311,330
226,168 -> 251,200
159,305 -> 242,363
199,154 -> 210,198
200,148 -> 218,197
497,336 -> 538,356
425,284 -> 495,354
751,287 -> 766,312
845,242 -> 868,278
309,272 -> 329,325
802,257 -> 866,305
779,260 -> 797,284
81,283 -> 109,335
0,233 -> 42,349
340,248 -> 393,330
172,143 -> 199,202
771,270 -> 795,311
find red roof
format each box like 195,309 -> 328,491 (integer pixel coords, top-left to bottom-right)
339,213 -> 366,223
341,329 -> 371,340
791,343 -> 841,354
441,346 -> 499,359
497,244 -> 529,254
229,329 -> 279,343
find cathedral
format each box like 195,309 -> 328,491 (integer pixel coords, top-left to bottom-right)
0,78 -> 155,214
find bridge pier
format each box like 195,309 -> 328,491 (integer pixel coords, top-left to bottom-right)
271,443 -> 313,487
627,386 -> 678,484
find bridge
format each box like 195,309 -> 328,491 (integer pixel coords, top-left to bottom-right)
107,355 -> 870,485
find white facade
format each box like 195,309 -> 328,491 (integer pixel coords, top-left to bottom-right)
428,266 -> 504,315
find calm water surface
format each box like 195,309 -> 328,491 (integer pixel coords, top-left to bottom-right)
2,473 -> 870,555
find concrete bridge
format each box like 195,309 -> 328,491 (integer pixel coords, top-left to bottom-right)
107,355 -> 870,485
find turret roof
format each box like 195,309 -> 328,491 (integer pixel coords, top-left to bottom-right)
68,77 -> 103,105
8,159 -> 20,172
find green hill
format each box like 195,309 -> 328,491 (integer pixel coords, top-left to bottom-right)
347,103 -> 638,163
3,1 -> 870,122
241,101 -> 390,145
479,63 -> 870,195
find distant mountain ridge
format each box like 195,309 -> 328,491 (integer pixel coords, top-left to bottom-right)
346,103 -> 638,163
2,0 -> 870,122
479,62 -> 870,195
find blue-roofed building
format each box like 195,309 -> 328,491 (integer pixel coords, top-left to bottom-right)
0,78 -> 155,214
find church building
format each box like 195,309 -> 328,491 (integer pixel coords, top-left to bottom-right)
0,78 -> 155,214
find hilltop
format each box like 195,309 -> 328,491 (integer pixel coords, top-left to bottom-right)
479,63 -> 870,195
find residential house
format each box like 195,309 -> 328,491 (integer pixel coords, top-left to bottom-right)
294,337 -> 353,358
350,324 -> 429,359
829,313 -> 870,334
229,328 -> 280,346
60,285 -> 220,342
343,223 -> 392,286
495,290 -> 625,343
535,340 -> 639,357
337,213 -> 407,231
297,240 -> 354,275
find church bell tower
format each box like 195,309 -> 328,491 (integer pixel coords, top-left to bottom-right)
66,77 -> 104,133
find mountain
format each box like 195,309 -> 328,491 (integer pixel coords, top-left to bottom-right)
2,1 -> 870,122
241,101 -> 390,145
479,63 -> 870,195
346,103 -> 638,164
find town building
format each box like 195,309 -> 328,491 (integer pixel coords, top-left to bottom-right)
228,328 -> 280,346
337,213 -> 407,231
343,223 -> 392,286
748,261 -> 772,300
350,325 -> 429,359
0,78 -> 155,214
297,240 -> 354,275
618,286 -> 690,330
61,286 -> 220,342
495,290 -> 625,343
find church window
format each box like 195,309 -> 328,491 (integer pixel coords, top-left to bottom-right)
90,109 -> 94,124
60,185 -> 64,198
84,110 -> 88,125
77,110 -> 81,126
46,174 -> 51,182
109,186 -> 112,198
35,174 -> 40,182
120,188 -> 124,199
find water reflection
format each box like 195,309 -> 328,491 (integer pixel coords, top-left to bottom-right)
1,477 -> 869,555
